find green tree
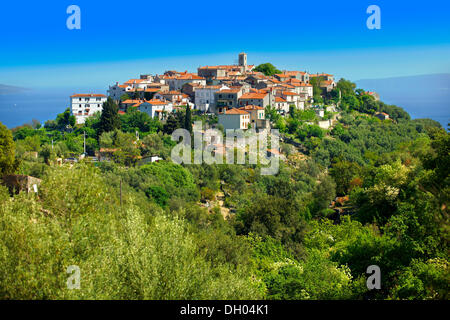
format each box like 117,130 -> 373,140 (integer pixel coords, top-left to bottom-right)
54,108 -> 76,131
0,122 -> 16,175
330,160 -> 362,196
184,104 -> 192,133
254,63 -> 281,76
310,175 -> 336,216
99,97 -> 121,135
163,112 -> 184,135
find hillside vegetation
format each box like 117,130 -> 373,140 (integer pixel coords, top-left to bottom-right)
0,79 -> 448,300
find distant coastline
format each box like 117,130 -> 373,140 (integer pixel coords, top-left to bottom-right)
356,73 -> 450,128
0,84 -> 28,95
0,73 -> 448,129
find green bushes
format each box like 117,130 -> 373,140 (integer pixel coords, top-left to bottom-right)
0,165 -> 262,299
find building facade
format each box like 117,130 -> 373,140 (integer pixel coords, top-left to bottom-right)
138,100 -> 173,118
218,108 -> 250,130
70,94 -> 107,124
195,85 -> 229,113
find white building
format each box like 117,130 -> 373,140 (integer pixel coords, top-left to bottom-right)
107,83 -> 130,100
274,97 -> 289,114
70,94 -> 107,124
138,99 -> 173,119
281,91 -> 304,110
107,79 -> 156,101
195,85 -> 229,112
297,83 -> 313,98
218,108 -> 250,130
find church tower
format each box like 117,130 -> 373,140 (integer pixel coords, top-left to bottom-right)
238,52 -> 247,71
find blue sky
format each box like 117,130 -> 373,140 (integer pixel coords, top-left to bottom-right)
0,0 -> 449,88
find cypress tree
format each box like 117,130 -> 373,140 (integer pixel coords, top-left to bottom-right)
99,97 -> 121,135
184,104 -> 192,133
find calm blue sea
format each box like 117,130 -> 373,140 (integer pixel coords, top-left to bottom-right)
0,87 -> 107,128
357,74 -> 450,130
0,85 -> 448,129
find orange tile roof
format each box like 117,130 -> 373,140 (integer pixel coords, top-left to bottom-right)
275,97 -> 287,102
162,90 -> 182,95
165,73 -> 205,80
221,108 -> 249,115
146,99 -> 169,105
310,73 -> 333,77
71,94 -> 106,98
282,91 -> 299,96
239,105 -> 265,111
145,88 -> 160,92
124,79 -> 146,84
275,74 -> 291,78
197,85 -> 222,89
199,65 -> 240,70
122,99 -> 142,104
320,80 -> 334,86
240,92 -> 267,100
218,89 -> 241,94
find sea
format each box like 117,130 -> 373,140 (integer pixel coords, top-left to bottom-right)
0,80 -> 448,129
0,87 -> 107,128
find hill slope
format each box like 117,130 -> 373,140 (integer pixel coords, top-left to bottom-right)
356,73 -> 450,127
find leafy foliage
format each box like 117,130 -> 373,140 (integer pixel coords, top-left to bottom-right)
254,63 -> 281,76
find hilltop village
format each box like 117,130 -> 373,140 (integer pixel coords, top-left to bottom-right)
3,51 -> 448,301
70,53 -> 383,132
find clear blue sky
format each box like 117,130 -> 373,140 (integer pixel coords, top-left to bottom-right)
1,0 -> 449,88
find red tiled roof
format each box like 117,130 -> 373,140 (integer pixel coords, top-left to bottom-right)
282,91 -> 299,96
240,92 -> 267,100
145,88 -> 160,92
162,90 -> 182,95
124,79 -> 146,84
239,105 -> 265,111
146,99 -> 169,105
122,99 -> 142,104
71,94 -> 106,98
221,108 -> 249,115
218,89 -> 241,94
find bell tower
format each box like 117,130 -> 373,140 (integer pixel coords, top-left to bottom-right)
238,52 -> 247,71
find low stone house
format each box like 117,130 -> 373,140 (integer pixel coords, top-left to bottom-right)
1,175 -> 42,194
